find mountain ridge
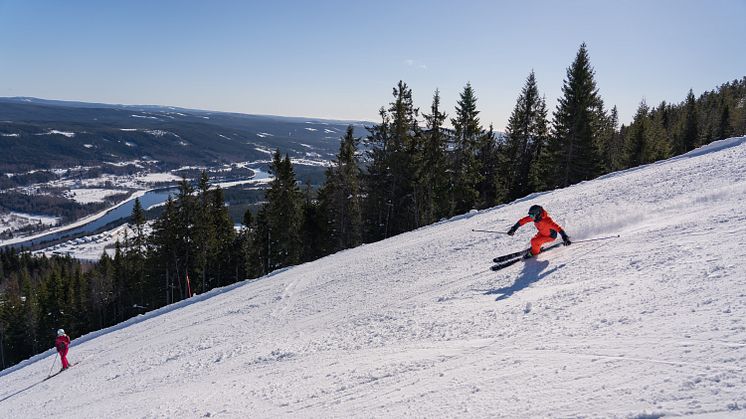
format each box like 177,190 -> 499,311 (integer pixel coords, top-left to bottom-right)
0,97 -> 370,172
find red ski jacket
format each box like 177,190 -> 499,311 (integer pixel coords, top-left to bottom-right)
517,209 -> 564,237
55,335 -> 70,353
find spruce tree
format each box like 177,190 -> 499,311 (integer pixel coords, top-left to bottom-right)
149,196 -> 181,304
209,185 -> 236,287
677,89 -> 699,153
388,80 -> 420,232
451,82 -> 483,213
476,124 -> 505,207
130,198 -> 146,255
300,182 -> 326,261
193,171 -> 216,293
541,43 -> 605,189
320,125 -> 362,252
715,97 -> 733,140
362,107 -> 392,242
363,81 -> 419,240
598,105 -> 625,173
262,150 -> 303,270
236,209 -> 256,280
503,71 -> 549,199
625,100 -> 651,167
416,89 -> 450,223
649,105 -> 672,161
128,197 -> 147,309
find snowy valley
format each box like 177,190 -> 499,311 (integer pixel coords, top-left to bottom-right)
1,137 -> 745,417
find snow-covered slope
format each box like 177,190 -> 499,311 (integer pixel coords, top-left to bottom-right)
2,138 -> 746,418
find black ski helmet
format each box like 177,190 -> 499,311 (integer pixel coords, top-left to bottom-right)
528,204 -> 543,221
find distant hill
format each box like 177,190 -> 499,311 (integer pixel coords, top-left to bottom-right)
0,97 -> 370,172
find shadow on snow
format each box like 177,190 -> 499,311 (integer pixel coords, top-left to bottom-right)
484,259 -> 565,301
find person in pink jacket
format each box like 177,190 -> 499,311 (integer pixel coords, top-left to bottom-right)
55,329 -> 71,371
507,205 -> 572,258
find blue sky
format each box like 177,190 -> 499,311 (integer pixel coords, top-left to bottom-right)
1,0 -> 744,129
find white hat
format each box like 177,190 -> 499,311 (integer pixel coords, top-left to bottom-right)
57,329 -> 65,336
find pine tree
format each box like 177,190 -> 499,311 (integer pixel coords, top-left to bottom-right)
388,80 -> 420,232
677,89 -> 699,153
128,197 -> 147,310
625,100 -> 651,167
363,81 -> 419,240
91,252 -> 115,328
362,107 -> 392,242
1,277 -> 34,366
300,182 -> 326,261
503,71 -> 549,200
130,197 -> 147,256
649,105 -> 672,161
209,185 -> 236,287
625,100 -> 673,168
320,125 -> 363,252
416,89 -> 451,223
540,43 -> 605,189
475,124 -> 505,207
715,97 -> 733,140
149,196 -> 182,305
262,150 -> 304,270
236,208 -> 256,281
193,171 -> 216,294
598,105 -> 625,172
451,82 -> 483,213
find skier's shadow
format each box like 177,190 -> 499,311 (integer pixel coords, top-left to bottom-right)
0,379 -> 45,403
484,260 -> 563,301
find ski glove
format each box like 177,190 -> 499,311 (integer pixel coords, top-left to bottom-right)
507,223 -> 519,236
560,230 -> 571,246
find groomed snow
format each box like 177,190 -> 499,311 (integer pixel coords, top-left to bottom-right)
1,137 -> 745,418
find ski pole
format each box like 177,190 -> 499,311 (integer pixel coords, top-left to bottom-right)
47,353 -> 58,377
472,229 -> 510,235
572,234 -> 620,244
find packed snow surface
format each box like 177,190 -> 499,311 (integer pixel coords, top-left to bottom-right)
2,137 -> 746,418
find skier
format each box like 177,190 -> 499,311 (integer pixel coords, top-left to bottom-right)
507,204 -> 571,258
54,329 -> 71,371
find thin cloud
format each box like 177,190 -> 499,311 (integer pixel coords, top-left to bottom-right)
404,59 -> 427,70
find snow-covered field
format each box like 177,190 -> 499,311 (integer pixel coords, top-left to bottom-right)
0,211 -> 59,235
1,137 -> 746,418
66,188 -> 128,204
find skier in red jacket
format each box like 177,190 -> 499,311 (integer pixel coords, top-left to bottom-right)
55,329 -> 71,371
507,205 -> 571,258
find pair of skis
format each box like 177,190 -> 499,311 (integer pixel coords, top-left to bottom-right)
489,234 -> 620,271
44,363 -> 76,381
490,243 -> 563,271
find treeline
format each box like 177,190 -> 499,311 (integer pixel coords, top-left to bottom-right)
1,44 -> 744,370
0,251 -> 90,368
0,191 -> 110,229
621,79 -> 746,168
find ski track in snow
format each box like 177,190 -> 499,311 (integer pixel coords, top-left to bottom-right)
1,137 -> 746,418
